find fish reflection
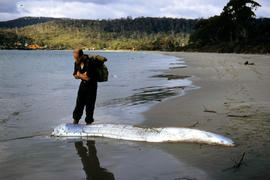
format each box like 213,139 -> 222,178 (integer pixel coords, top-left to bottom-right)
75,140 -> 114,180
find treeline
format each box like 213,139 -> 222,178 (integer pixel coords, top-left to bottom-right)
0,16 -> 61,28
1,0 -> 269,54
0,17 -> 197,51
187,0 -> 270,53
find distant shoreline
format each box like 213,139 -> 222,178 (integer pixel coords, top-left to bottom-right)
0,49 -> 269,55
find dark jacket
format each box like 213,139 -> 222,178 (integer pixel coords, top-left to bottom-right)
73,55 -> 99,83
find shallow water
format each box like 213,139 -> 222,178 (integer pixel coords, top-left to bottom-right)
0,50 -> 205,179
0,50 -> 193,141
0,137 -> 212,180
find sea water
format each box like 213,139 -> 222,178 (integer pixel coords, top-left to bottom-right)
0,50 -> 193,140
0,50 -> 208,180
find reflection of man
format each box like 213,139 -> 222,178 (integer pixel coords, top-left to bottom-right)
72,49 -> 98,125
74,141 -> 115,180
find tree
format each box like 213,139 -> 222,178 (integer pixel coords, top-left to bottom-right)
189,0 -> 261,48
221,0 -> 261,42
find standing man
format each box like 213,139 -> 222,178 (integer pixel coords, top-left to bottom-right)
72,49 -> 98,125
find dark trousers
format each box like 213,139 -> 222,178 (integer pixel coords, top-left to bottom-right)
73,81 -> 97,124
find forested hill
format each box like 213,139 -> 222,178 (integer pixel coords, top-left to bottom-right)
0,17 -> 197,50
0,17 -> 62,28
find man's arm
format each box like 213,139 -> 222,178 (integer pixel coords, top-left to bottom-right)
76,72 -> 90,81
73,62 -> 90,81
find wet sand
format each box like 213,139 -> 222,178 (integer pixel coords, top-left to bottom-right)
142,52 -> 270,179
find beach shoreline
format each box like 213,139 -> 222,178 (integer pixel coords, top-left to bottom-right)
142,52 -> 270,179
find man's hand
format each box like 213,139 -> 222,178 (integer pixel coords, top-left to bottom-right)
73,71 -> 80,79
77,72 -> 90,81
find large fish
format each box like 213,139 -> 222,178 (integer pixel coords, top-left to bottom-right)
51,123 -> 235,146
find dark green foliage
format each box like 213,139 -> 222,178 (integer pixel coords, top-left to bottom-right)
189,0 -> 269,53
221,0 -> 261,42
0,29 -> 32,49
0,16 -> 60,28
0,17 -> 197,51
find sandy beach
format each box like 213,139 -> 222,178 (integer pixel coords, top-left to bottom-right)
143,52 -> 270,179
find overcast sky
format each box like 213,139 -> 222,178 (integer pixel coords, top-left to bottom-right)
0,0 -> 269,21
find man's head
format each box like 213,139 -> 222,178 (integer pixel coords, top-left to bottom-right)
73,49 -> 84,61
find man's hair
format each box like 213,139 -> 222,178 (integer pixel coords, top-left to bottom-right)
74,49 -> 84,58
78,49 -> 84,57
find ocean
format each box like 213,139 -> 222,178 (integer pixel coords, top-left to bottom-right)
0,50 -> 202,180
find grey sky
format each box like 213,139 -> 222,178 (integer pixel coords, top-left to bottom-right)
0,0 -> 269,21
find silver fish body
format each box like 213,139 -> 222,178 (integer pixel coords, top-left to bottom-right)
51,123 -> 234,146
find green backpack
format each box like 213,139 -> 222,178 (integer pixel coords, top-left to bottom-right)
87,55 -> 109,82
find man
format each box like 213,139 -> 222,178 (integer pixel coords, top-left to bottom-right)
72,49 -> 98,125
